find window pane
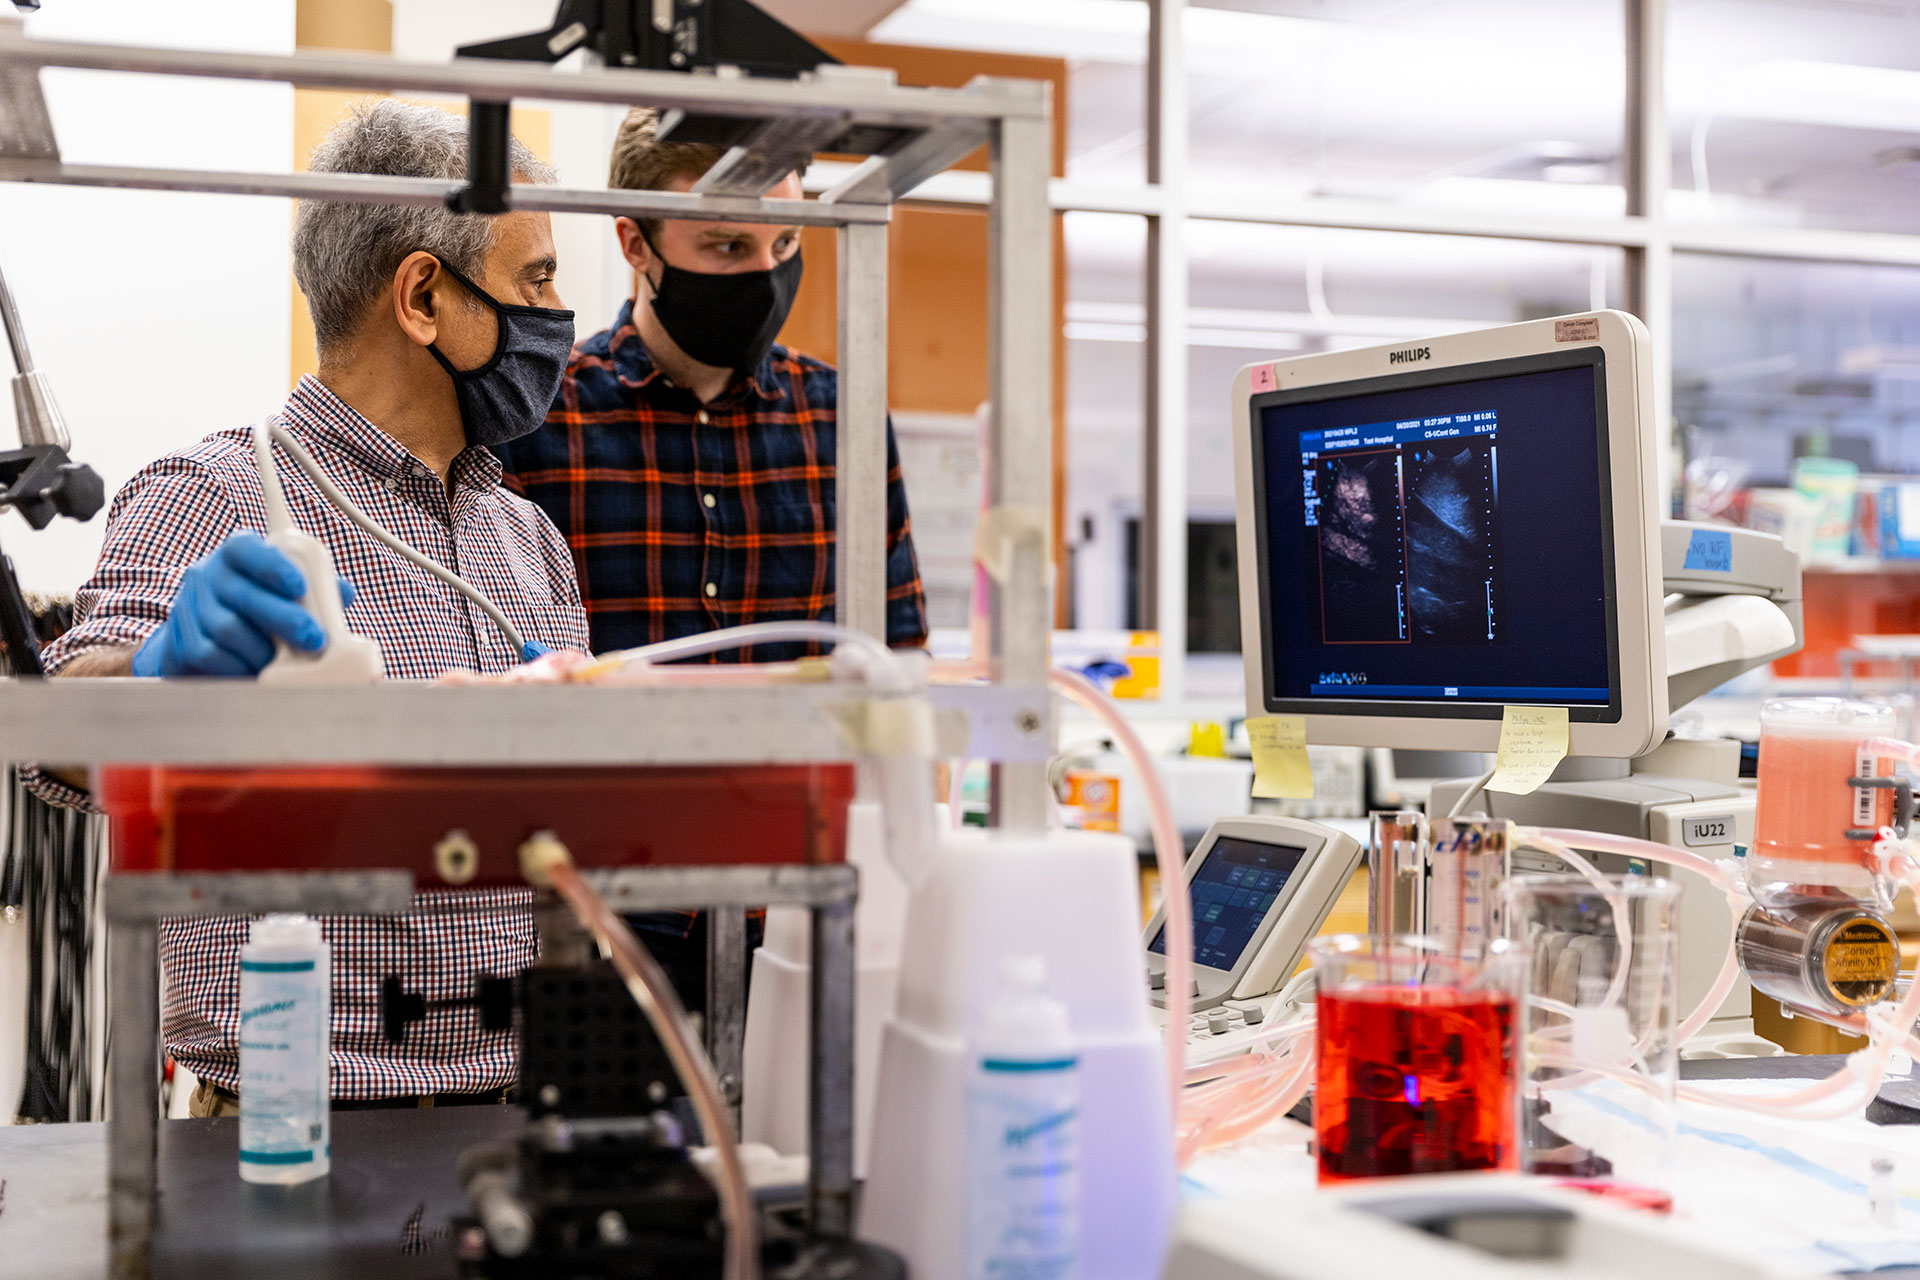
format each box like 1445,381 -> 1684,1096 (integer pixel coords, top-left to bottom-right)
1064,212 -> 1149,631
1675,253 -> 1920,491
1186,1 -> 1626,216
1669,0 -> 1920,234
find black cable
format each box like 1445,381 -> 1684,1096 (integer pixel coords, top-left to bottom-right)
7,766 -> 103,1123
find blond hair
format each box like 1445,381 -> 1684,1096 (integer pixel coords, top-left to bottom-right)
607,108 -> 724,238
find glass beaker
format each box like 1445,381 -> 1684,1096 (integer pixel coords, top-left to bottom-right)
1307,934 -> 1527,1185
1752,698 -> 1902,912
1501,874 -> 1681,1210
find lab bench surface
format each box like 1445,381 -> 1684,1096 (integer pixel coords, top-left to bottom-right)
0,1104 -> 522,1279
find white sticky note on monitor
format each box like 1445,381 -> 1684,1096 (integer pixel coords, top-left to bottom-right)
1486,705 -> 1569,796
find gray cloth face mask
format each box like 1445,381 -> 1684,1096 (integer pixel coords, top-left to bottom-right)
426,260 -> 576,449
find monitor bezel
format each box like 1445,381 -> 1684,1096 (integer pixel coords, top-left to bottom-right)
1231,310 -> 1667,759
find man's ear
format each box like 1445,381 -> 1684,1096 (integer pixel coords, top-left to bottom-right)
614,217 -> 652,274
392,250 -> 443,349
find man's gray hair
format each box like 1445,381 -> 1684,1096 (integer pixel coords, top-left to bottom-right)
293,99 -> 557,352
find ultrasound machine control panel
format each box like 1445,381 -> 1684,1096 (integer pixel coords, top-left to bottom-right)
1145,816 -> 1363,1058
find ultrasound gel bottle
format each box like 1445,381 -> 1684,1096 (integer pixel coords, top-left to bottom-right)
968,956 -> 1080,1280
238,914 -> 331,1184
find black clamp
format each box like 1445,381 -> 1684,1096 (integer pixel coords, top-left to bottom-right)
0,445 -> 104,531
446,101 -> 514,217
1846,774 -> 1916,841
381,974 -> 517,1045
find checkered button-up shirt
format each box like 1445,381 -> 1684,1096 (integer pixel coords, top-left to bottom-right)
495,300 -> 928,662
34,374 -> 590,1098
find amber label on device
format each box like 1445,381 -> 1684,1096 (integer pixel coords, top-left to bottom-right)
1554,317 -> 1600,343
1823,918 -> 1898,1006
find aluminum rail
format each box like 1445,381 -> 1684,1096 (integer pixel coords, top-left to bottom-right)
0,34 -> 1047,123
0,160 -> 890,224
0,678 -> 1053,765
0,158 -> 891,224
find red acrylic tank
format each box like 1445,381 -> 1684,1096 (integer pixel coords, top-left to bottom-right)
100,764 -> 857,884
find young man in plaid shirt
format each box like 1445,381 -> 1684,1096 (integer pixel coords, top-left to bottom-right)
495,107 -> 928,661
29,102 -> 589,1114
495,108 -> 931,1000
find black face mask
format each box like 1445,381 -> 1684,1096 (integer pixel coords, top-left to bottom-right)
642,229 -> 803,375
426,261 -> 576,449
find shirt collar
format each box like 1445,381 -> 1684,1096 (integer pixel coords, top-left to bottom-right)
283,373 -> 500,491
609,298 -> 784,406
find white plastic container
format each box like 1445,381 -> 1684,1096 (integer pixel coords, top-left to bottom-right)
861,826 -> 1175,1280
968,956 -> 1079,1280
238,913 -> 331,1184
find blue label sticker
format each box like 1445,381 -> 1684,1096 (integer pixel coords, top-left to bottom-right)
1683,528 -> 1733,573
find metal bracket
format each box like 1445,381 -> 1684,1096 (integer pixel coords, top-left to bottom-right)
580,862 -> 856,911
448,99 -> 513,215
1847,775 -> 1915,841
690,111 -> 852,198
103,870 -> 415,922
0,17 -> 54,161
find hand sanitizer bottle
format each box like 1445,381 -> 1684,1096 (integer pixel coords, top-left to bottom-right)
238,913 -> 330,1184
968,956 -> 1079,1280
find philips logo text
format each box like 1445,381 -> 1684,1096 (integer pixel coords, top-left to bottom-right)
1389,346 -> 1432,365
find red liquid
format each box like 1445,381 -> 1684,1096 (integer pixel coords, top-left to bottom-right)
1315,985 -> 1518,1183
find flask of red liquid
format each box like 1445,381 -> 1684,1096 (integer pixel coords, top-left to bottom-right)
1308,934 -> 1525,1184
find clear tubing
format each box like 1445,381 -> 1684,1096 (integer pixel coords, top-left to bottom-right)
949,758 -> 968,828
262,423 -> 529,654
1528,833 -> 1920,1122
250,418 -> 295,536
612,622 -> 933,886
1049,665 -> 1191,1121
1529,826 -> 1817,1043
1530,828 -> 1736,891
601,621 -> 906,689
1182,1054 -> 1314,1162
1678,923 -> 1744,1044
545,858 -> 758,1280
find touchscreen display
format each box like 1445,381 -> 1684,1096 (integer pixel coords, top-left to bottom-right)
1150,835 -> 1307,971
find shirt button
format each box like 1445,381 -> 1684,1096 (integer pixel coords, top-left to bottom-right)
411,463 -> 429,478
703,493 -> 716,509
696,409 -> 710,425
704,582 -> 718,598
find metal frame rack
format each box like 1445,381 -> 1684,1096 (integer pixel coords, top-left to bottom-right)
0,28 -> 1057,1279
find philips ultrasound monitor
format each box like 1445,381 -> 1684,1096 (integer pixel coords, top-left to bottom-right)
1232,309 -> 1666,758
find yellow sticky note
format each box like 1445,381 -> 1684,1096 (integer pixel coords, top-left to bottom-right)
1486,705 -> 1570,796
1246,715 -> 1314,800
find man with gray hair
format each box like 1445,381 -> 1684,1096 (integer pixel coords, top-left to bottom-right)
30,99 -> 590,1113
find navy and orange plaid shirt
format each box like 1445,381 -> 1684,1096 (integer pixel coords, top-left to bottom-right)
496,299 -> 927,662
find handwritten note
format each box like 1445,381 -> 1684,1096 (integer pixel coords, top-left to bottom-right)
1486,705 -> 1569,796
1251,363 -> 1278,393
1246,715 -> 1314,800
1682,528 -> 1733,573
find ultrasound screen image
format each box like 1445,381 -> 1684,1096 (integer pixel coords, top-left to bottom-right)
1404,440 -> 1499,643
1258,357 -> 1614,708
1316,451 -> 1405,643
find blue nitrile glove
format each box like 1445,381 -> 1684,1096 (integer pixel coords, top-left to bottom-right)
131,530 -> 358,678
521,641 -> 553,663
